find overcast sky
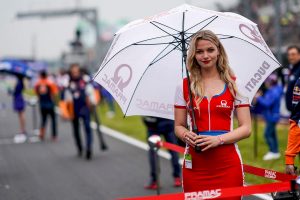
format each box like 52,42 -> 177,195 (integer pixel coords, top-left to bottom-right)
0,0 -> 238,60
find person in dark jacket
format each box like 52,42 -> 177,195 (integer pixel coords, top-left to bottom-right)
143,116 -> 181,189
285,77 -> 300,175
63,64 -> 95,160
285,45 -> 300,112
255,74 -> 283,160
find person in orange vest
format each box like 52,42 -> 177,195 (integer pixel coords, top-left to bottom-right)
34,70 -> 59,141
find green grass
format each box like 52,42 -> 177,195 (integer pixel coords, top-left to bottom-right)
238,120 -> 293,184
97,102 -> 293,185
97,101 -> 147,142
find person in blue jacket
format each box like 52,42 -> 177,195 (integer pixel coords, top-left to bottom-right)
255,74 -> 283,160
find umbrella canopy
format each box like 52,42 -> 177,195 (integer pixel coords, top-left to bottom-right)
0,59 -> 33,78
94,4 -> 280,120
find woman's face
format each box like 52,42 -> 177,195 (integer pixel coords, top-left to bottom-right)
194,39 -> 219,70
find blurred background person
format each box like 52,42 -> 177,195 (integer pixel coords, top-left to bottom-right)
62,63 -> 95,160
12,75 -> 27,143
56,69 -> 69,99
34,70 -> 59,141
142,116 -> 181,190
285,76 -> 300,175
100,87 -> 115,118
285,45 -> 300,112
254,74 -> 283,160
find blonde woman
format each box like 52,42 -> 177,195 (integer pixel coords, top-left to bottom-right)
174,30 -> 251,198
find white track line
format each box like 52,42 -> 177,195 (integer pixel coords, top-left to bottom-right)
0,136 -> 40,145
91,122 -> 272,200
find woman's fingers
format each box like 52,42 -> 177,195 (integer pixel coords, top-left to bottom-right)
194,136 -> 220,151
185,134 -> 221,151
201,144 -> 213,151
185,137 -> 195,148
197,141 -> 209,146
185,131 -> 197,142
188,132 -> 197,140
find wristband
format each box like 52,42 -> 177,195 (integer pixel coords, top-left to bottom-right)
218,135 -> 224,145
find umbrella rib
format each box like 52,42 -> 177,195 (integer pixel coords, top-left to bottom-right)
185,15 -> 218,32
217,34 -> 281,66
150,42 -> 182,66
134,36 -> 182,51
150,22 -> 181,42
184,15 -> 219,42
134,34 -> 180,45
133,41 -> 179,46
124,42 -> 181,116
151,21 -> 181,33
93,34 -> 181,78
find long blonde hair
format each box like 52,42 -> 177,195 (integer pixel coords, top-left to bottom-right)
187,30 -> 238,104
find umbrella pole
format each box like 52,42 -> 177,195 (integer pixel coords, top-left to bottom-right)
180,12 -> 200,151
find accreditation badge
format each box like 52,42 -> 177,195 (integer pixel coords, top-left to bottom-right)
184,153 -> 192,169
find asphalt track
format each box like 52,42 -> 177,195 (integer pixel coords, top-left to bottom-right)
0,90 -> 266,200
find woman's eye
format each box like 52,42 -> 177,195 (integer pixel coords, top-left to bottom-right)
208,48 -> 215,52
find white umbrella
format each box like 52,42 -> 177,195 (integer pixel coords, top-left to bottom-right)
94,4 -> 280,120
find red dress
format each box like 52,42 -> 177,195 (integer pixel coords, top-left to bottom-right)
174,78 -> 250,199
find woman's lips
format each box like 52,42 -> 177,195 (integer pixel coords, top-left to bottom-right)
202,60 -> 210,64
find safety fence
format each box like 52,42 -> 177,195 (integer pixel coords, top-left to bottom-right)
120,141 -> 299,200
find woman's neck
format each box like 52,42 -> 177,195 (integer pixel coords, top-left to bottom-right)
201,66 -> 220,80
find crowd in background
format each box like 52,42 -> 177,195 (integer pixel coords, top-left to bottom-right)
225,0 -> 300,52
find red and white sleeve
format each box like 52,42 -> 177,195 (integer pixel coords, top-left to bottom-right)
174,81 -> 186,109
234,93 -> 250,108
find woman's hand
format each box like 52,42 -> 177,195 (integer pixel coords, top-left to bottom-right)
195,135 -> 221,151
183,131 -> 198,148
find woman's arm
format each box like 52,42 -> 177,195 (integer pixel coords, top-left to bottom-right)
174,108 -> 198,148
220,106 -> 252,143
196,106 -> 251,151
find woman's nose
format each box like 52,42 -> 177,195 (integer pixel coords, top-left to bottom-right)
203,51 -> 209,58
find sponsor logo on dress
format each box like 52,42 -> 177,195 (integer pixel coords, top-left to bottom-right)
102,64 -> 132,105
216,100 -> 230,108
185,189 -> 222,200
